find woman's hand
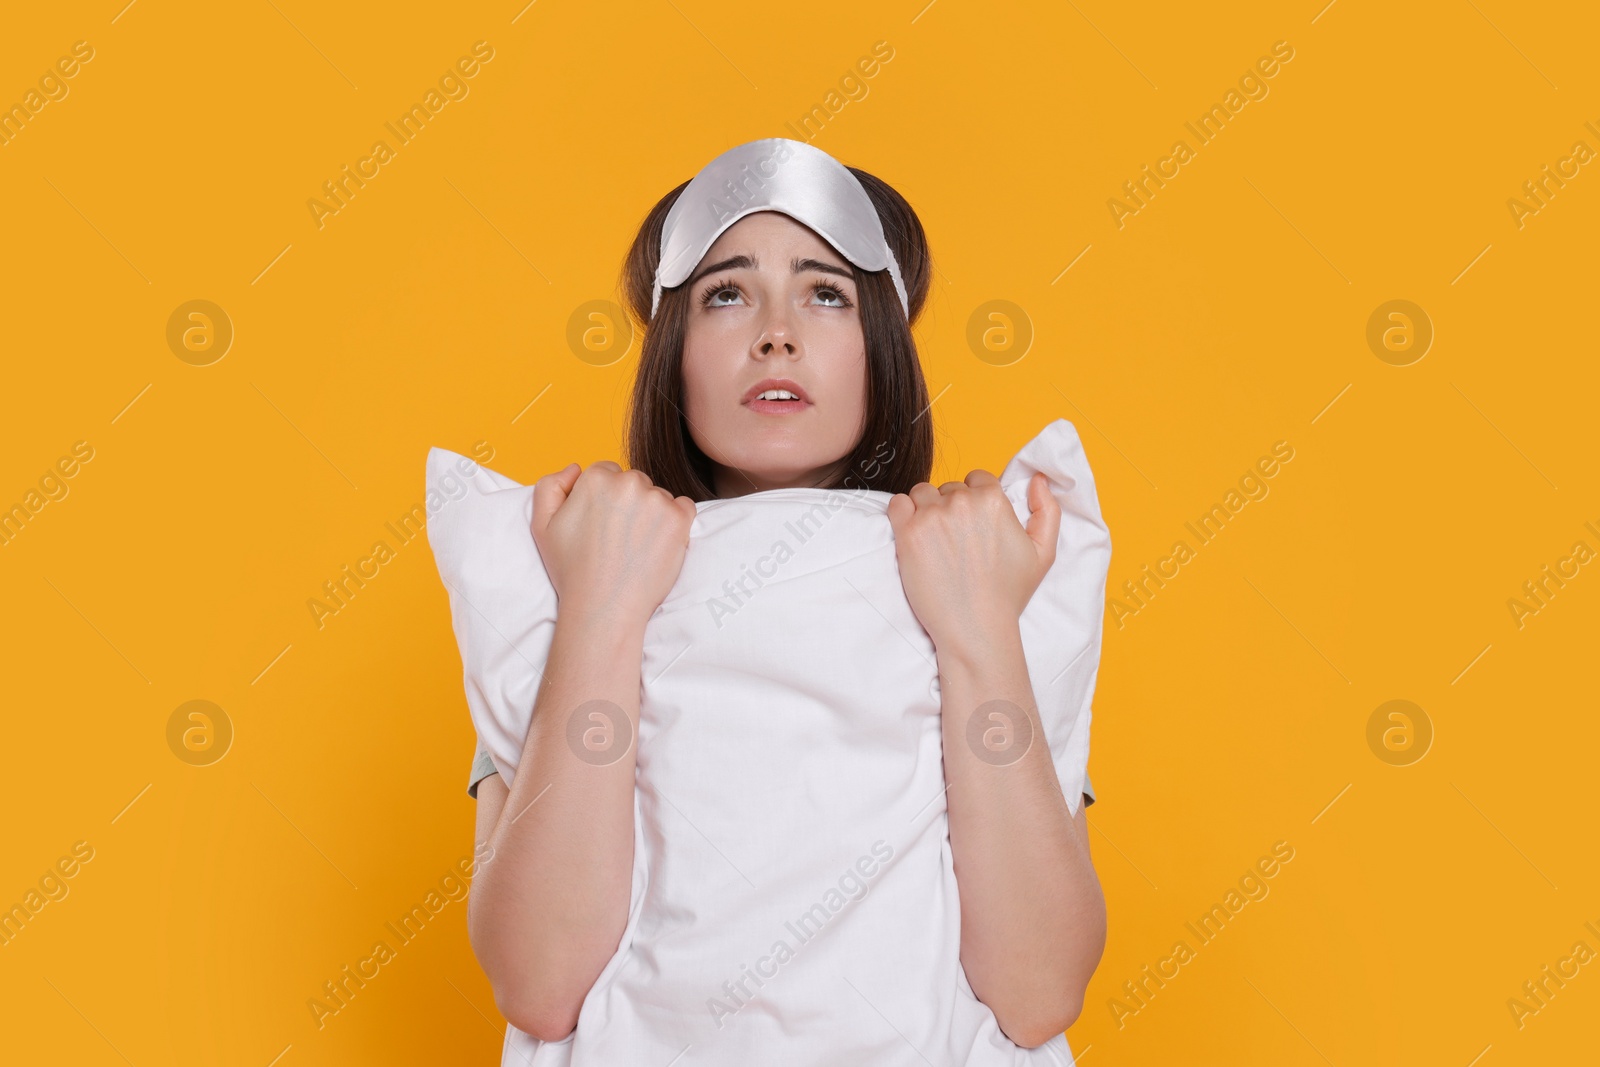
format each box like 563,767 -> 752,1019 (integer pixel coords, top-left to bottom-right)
886,470 -> 1060,653
891,471 -> 1098,1043
530,461 -> 698,630
481,461 -> 692,1041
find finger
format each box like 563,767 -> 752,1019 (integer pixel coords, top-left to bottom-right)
936,480 -> 965,496
886,491 -> 913,534
1024,471 -> 1061,564
675,495 -> 699,541
589,460 -> 623,473
964,468 -> 999,488
908,482 -> 942,508
532,463 -> 581,532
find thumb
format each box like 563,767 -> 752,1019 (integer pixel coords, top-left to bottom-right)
886,491 -> 913,536
531,462 -> 581,535
1024,471 -> 1061,566
675,495 -> 698,542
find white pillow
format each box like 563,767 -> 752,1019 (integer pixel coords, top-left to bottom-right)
425,418 -> 1112,1065
428,418 -> 1109,808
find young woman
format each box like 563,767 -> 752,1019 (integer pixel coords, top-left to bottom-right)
463,139 -> 1105,1063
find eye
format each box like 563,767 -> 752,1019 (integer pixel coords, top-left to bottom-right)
812,280 -> 854,309
696,276 -> 855,309
699,278 -> 744,308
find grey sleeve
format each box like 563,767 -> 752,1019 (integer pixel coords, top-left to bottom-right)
467,738 -> 499,799
1082,772 -> 1097,808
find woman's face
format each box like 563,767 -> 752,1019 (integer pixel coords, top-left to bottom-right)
680,210 -> 868,498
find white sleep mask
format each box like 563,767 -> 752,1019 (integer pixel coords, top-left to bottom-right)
650,137 -> 911,321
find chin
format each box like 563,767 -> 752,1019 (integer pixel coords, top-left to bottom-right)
732,453 -> 828,491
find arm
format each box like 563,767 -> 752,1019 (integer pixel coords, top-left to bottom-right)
465,460 -> 696,1041
888,469 -> 1105,1047
937,619 -> 1105,1046
467,609 -> 646,1040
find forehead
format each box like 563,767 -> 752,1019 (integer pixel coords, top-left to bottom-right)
700,210 -> 849,267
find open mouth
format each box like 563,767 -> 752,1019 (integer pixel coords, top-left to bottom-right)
744,382 -> 812,415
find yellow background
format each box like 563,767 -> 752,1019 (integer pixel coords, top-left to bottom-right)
2,0 -> 1596,1063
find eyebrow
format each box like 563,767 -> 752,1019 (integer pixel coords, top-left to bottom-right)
685,254 -> 853,290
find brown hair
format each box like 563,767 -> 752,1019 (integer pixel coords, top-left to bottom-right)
619,165 -> 935,501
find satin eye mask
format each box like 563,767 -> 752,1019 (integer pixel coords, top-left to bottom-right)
651,137 -> 911,321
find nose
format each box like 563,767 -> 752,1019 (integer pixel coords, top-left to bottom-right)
752,303 -> 800,360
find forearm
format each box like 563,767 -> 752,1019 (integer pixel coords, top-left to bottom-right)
937,616 -> 1106,1046
469,608 -> 643,1037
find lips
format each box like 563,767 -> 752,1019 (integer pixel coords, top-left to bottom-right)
741,378 -> 813,406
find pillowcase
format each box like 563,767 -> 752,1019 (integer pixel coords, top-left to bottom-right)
425,418 -> 1111,816
427,418 -> 1113,1063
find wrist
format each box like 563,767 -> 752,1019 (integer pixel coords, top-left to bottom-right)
929,609 -> 1023,669
555,603 -> 649,648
